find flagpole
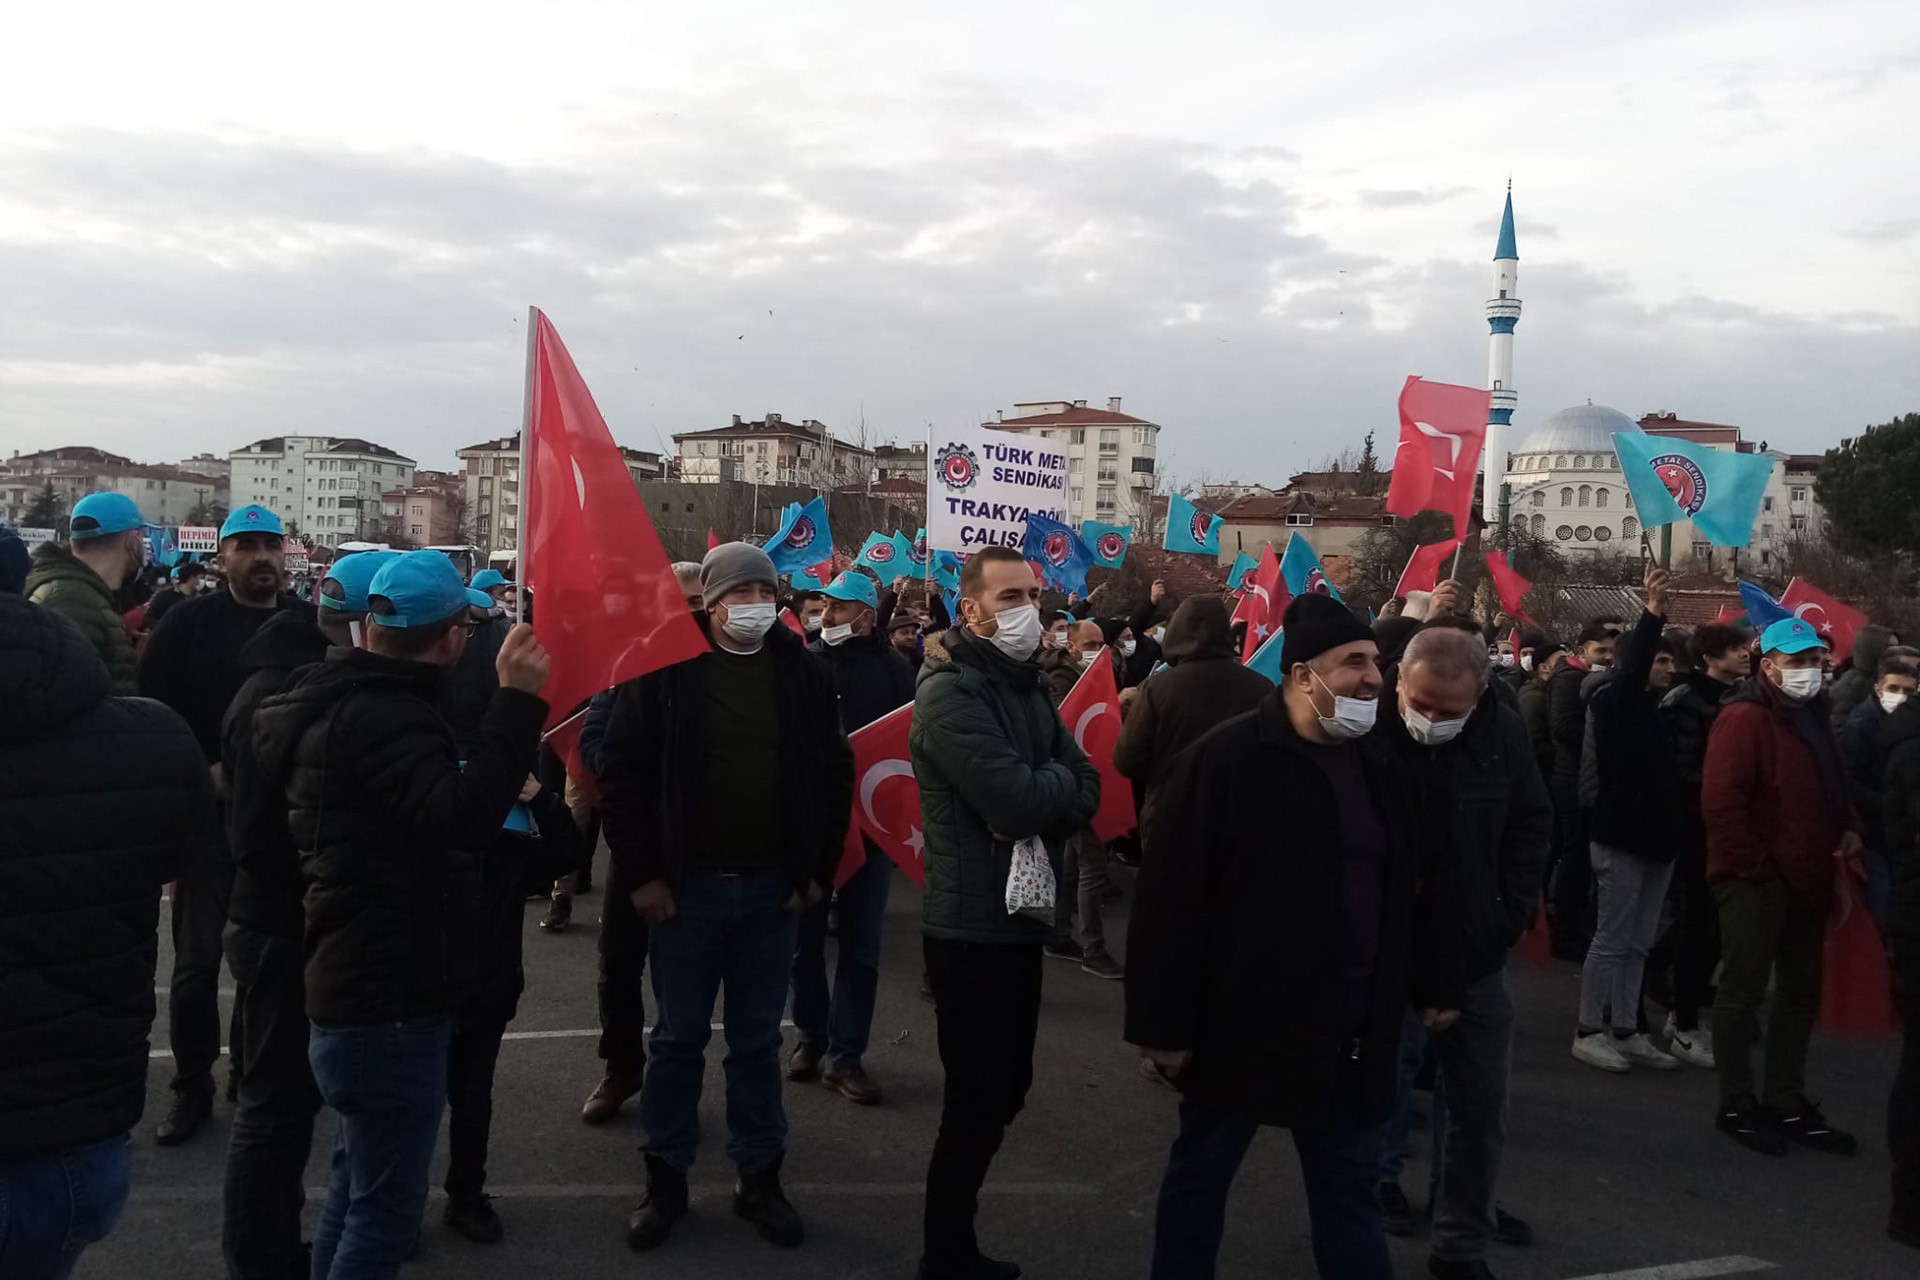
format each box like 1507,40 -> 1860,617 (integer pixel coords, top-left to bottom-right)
1448,543 -> 1464,583
516,304 -> 537,626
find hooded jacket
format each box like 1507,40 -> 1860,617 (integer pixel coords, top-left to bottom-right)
0,595 -> 209,1160
24,542 -> 137,693
252,647 -> 547,1024
1830,623 -> 1895,729
913,627 -> 1101,945
1125,689 -> 1463,1129
222,609 -> 331,938
1112,597 -> 1271,842
1703,674 -> 1858,917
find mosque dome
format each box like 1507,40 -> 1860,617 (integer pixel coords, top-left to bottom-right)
1514,404 -> 1641,456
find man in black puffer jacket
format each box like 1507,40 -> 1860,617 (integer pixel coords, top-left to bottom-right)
788,571 -> 916,1106
1881,699 -> 1920,1247
252,551 -> 549,1280
219,548 -> 396,1280
0,592 -> 210,1277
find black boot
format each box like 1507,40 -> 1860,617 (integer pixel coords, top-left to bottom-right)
733,1151 -> 804,1246
155,1086 -> 213,1146
626,1156 -> 688,1251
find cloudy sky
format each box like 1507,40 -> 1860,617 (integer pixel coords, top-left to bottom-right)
3,0 -> 1916,482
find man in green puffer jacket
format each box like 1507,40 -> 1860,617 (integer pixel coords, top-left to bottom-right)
24,491 -> 150,693
911,545 -> 1100,1280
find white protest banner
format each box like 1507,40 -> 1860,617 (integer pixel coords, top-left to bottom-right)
924,421 -> 1069,553
177,525 -> 219,554
18,527 -> 55,550
283,538 -> 310,573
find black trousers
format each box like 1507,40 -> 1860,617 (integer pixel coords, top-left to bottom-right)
1891,945 -> 1919,1231
446,1014 -> 510,1201
172,824 -> 240,1094
1547,778 -> 1592,944
597,877 -> 649,1078
1648,848 -> 1719,1030
922,937 -> 1043,1265
221,925 -> 322,1280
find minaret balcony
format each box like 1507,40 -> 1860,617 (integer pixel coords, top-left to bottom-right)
1485,297 -> 1522,322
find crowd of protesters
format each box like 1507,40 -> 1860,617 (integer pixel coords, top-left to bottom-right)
2,496 -> 1916,1280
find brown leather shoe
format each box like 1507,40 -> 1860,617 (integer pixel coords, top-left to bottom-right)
581,1073 -> 640,1125
785,1042 -> 824,1082
821,1064 -> 882,1106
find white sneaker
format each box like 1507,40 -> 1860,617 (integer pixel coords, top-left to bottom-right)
1572,1032 -> 1632,1073
1663,1014 -> 1716,1069
1615,1032 -> 1681,1070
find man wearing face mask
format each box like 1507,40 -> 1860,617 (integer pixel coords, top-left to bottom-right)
792,589 -> 827,636
912,545 -> 1101,1280
1128,592 -> 1463,1280
788,571 -> 915,1105
1840,656 -> 1918,925
1703,615 -> 1863,1156
24,491 -> 150,692
1042,618 -> 1106,707
599,542 -> 853,1253
1040,610 -> 1074,656
1371,626 -> 1550,1277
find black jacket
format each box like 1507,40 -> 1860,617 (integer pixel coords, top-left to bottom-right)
1112,597 -> 1271,843
253,648 -> 547,1025
1121,597 -> 1164,688
442,614 -> 510,750
600,616 -> 854,899
0,595 -> 209,1161
1124,692 -> 1463,1129
809,630 -> 917,734
1841,694 -> 1895,854
1587,611 -> 1686,862
1374,673 -> 1552,982
465,786 -> 584,1022
140,587 -> 317,762
223,610 -> 331,938
1880,702 -> 1920,950
1661,671 -> 1735,799
1547,658 -> 1592,782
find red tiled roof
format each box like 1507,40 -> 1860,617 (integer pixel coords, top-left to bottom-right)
8,445 -> 134,467
1220,493 -> 1386,523
992,407 -> 1153,428
1665,589 -> 1743,627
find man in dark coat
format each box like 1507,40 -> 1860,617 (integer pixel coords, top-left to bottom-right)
0,593 -> 210,1277
788,571 -> 916,1105
1371,626 -> 1551,1277
1112,596 -> 1270,845
1545,618 -> 1617,958
1841,655 -> 1919,925
139,503 -> 315,1146
252,551 -> 549,1278
599,543 -> 853,1253
1880,697 -> 1920,1247
1127,593 -> 1463,1280
219,548 -> 396,1280
1830,622 -> 1897,728
912,546 -> 1101,1280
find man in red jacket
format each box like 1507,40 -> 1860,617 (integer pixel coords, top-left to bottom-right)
1702,615 -> 1863,1157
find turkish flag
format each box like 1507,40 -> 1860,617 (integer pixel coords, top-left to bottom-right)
545,714 -> 599,810
1231,544 -> 1285,665
524,310 -> 709,729
1712,604 -> 1745,626
780,608 -> 807,637
1781,579 -> 1868,666
1396,536 -> 1462,598
1059,656 -> 1133,842
1485,551 -> 1535,624
707,528 -> 720,552
842,703 -> 926,887
1386,376 -> 1491,537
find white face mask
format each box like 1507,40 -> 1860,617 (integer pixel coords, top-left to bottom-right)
1591,662 -> 1611,674
1307,668 -> 1377,741
1045,628 -> 1069,650
1403,706 -> 1469,747
1880,691 -> 1908,714
982,602 -> 1041,662
821,622 -> 854,647
1077,650 -> 1098,669
1520,653 -> 1535,672
1774,666 -> 1824,703
1119,639 -> 1137,658
1497,653 -> 1515,669
1148,628 -> 1165,644
804,614 -> 822,633
721,602 -> 777,646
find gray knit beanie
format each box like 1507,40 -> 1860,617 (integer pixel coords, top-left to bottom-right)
701,542 -> 777,607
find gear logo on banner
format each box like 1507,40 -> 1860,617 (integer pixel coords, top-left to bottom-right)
1650,454 -> 1708,516
784,516 -> 817,551
1095,531 -> 1125,562
934,443 -> 980,492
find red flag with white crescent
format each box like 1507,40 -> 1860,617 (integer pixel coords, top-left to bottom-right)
1058,655 -> 1133,842
1231,544 -> 1285,666
1780,579 -> 1868,667
840,703 -> 926,887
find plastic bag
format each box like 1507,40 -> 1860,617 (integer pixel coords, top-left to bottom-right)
1004,836 -> 1056,922
1819,857 -> 1897,1041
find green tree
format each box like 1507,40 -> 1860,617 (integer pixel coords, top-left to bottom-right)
23,479 -> 60,527
1814,412 -> 1920,556
185,497 -> 229,528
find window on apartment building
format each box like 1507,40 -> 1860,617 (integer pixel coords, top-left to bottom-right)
1100,429 -> 1117,444
1069,429 -> 1084,445
1097,466 -> 1116,482
1133,427 -> 1151,444
1791,487 -> 1807,502
1791,515 -> 1807,532
411,505 -> 424,516
1286,513 -> 1313,526
1763,496 -> 1774,513
410,524 -> 423,537
1761,523 -> 1774,540
1098,486 -> 1115,506
1068,458 -> 1082,475
1070,487 -> 1083,506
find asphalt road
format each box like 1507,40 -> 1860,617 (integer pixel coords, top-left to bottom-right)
83,867 -> 1912,1279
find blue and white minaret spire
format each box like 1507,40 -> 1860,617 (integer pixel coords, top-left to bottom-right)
1482,186 -> 1520,525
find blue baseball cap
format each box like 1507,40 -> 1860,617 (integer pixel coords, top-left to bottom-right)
220,504 -> 284,540
319,550 -> 402,613
366,550 -> 492,628
1760,616 -> 1828,657
69,491 -> 149,540
470,569 -> 509,592
821,571 -> 878,610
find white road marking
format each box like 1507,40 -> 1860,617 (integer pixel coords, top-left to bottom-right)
149,1022 -> 794,1058
130,1181 -> 1094,1203
1562,1257 -> 1778,1280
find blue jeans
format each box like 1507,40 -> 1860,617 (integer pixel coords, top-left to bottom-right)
642,869 -> 800,1174
1152,1096 -> 1390,1280
307,1017 -> 453,1280
791,844 -> 892,1070
0,1135 -> 130,1280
